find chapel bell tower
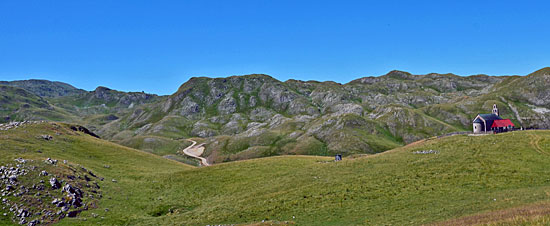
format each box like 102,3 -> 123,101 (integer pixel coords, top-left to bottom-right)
492,104 -> 499,116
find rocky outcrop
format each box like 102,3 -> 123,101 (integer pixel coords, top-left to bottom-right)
218,96 -> 237,115
0,158 -> 102,225
178,97 -> 202,119
191,121 -> 218,137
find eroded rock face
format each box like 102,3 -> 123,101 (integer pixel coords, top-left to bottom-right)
179,97 -> 201,118
191,121 -> 218,137
328,103 -> 364,116
135,123 -> 152,135
258,82 -> 302,112
206,79 -> 231,106
268,114 -> 290,129
287,100 -> 319,116
218,96 -> 237,115
512,72 -> 550,107
248,96 -> 257,107
222,120 -> 243,135
311,90 -> 349,109
249,107 -> 276,122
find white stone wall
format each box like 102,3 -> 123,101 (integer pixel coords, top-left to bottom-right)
473,122 -> 482,133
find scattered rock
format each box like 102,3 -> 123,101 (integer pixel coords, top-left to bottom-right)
16,208 -> 29,218
67,210 -> 79,218
69,125 -> 100,138
14,158 -> 27,164
51,198 -> 61,205
56,201 -> 65,208
412,150 -> 439,154
49,178 -> 61,189
62,184 -> 83,207
0,161 -> 102,225
0,121 -> 44,131
40,135 -> 53,141
8,175 -> 17,183
44,158 -> 57,165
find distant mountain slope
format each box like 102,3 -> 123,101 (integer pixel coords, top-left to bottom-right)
0,85 -> 71,122
0,79 -> 86,97
111,70 -> 508,162
2,67 -> 550,163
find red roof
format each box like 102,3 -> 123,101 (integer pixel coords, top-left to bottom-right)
491,119 -> 514,128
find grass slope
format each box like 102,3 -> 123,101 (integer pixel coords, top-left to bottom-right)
143,131 -> 550,225
0,122 -> 192,225
3,123 -> 550,225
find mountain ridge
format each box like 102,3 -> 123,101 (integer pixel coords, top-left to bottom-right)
2,67 -> 550,164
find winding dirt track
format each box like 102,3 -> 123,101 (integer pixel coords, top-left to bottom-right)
530,134 -> 548,155
182,139 -> 210,166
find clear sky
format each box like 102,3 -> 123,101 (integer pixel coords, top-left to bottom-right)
0,1 -> 548,95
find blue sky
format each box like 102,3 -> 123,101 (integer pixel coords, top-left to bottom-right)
0,0 -> 548,95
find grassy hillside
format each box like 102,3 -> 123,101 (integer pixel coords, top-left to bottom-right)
0,122 -> 192,225
138,130 -> 550,225
0,79 -> 86,98
3,123 -> 550,225
0,85 -> 74,123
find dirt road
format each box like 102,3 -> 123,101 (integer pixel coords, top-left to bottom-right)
182,139 -> 210,166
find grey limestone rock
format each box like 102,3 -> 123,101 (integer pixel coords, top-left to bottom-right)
217,96 -> 237,115
49,178 -> 61,189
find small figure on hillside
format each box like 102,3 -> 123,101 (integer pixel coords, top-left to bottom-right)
335,154 -> 342,161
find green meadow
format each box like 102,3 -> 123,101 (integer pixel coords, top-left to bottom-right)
2,123 -> 550,225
